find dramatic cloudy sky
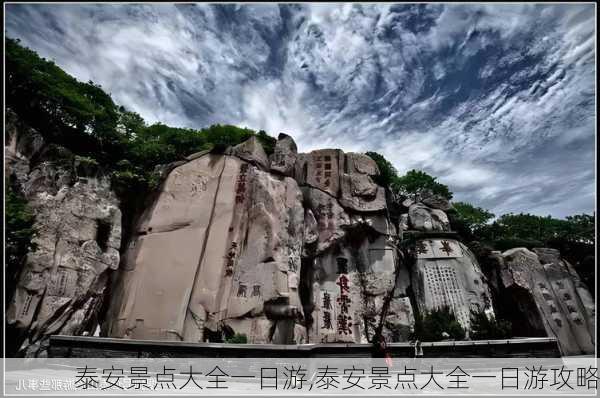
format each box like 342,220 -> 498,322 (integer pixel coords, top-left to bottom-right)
5,3 -> 596,218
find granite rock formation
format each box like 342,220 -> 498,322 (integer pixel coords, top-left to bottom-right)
106,136 -> 406,344
5,123 -> 595,355
489,247 -> 595,355
5,110 -> 121,357
105,153 -> 305,343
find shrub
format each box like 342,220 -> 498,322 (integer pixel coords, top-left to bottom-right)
412,306 -> 465,342
224,333 -> 248,344
469,308 -> 512,340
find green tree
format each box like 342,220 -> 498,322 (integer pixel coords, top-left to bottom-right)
6,37 -> 123,163
6,37 -> 278,198
469,308 -> 512,340
5,180 -> 37,306
225,333 -> 248,344
393,169 -> 453,200
453,202 -> 495,231
365,151 -> 399,188
412,306 -> 465,342
451,202 -> 495,241
563,213 -> 594,244
5,181 -> 36,266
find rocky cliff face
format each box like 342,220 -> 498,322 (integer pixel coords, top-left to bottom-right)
5,110 -> 121,357
486,247 -> 595,355
5,121 -> 595,356
105,134 -> 498,346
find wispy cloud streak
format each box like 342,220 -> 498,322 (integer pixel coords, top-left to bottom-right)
5,3 -> 596,217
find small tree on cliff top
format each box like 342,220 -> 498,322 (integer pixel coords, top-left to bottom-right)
393,169 -> 453,201
364,152 -> 453,201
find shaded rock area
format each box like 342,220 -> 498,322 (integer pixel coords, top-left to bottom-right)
5,110 -> 121,357
486,247 -> 595,355
5,125 -> 595,356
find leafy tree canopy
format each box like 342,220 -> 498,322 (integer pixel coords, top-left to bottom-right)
453,202 -> 495,231
365,152 -> 453,200
365,151 -> 398,188
469,308 -> 512,340
412,306 -> 465,342
6,37 -> 276,196
393,169 -> 453,200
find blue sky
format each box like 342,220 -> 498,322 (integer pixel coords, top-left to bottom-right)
5,3 -> 596,218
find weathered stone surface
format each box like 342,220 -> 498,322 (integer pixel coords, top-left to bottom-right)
303,209 -> 319,246
344,152 -> 379,176
5,109 -> 45,166
408,203 -> 450,232
350,213 -> 397,236
497,248 -> 595,355
226,135 -> 269,169
269,133 -> 297,176
5,116 -> 121,357
399,214 -> 409,233
7,121 -> 594,358
339,173 -> 387,212
303,225 -> 409,344
411,239 -> 494,332
305,149 -> 343,197
382,296 -> 415,342
421,194 -> 452,211
106,153 -> 306,344
302,187 -> 350,254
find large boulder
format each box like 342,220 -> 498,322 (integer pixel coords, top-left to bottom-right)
305,229 -> 407,343
496,248 -> 595,355
269,133 -> 298,177
422,194 -> 452,211
106,152 -> 306,344
344,152 -> 380,175
411,239 -> 495,332
5,114 -> 121,357
301,187 -> 351,254
339,173 -> 386,212
226,136 -> 269,169
408,203 -> 450,232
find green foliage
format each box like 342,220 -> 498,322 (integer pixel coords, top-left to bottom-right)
224,333 -> 248,344
6,37 -> 277,205
6,37 -> 123,163
412,306 -> 465,342
475,212 -> 594,248
74,155 -> 100,177
5,181 -> 37,266
562,213 -> 594,244
393,169 -> 453,200
452,202 -> 495,231
365,151 -> 398,188
257,130 -> 276,156
364,152 -> 453,201
469,212 -> 596,292
469,308 -> 512,340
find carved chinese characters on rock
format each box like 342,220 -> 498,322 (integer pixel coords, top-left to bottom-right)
335,272 -> 352,336
235,163 -> 249,204
416,240 -> 428,255
314,155 -> 333,188
424,263 -> 469,327
320,291 -> 334,331
440,240 -> 454,256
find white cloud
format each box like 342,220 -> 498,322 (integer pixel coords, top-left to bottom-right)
5,3 -> 595,217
